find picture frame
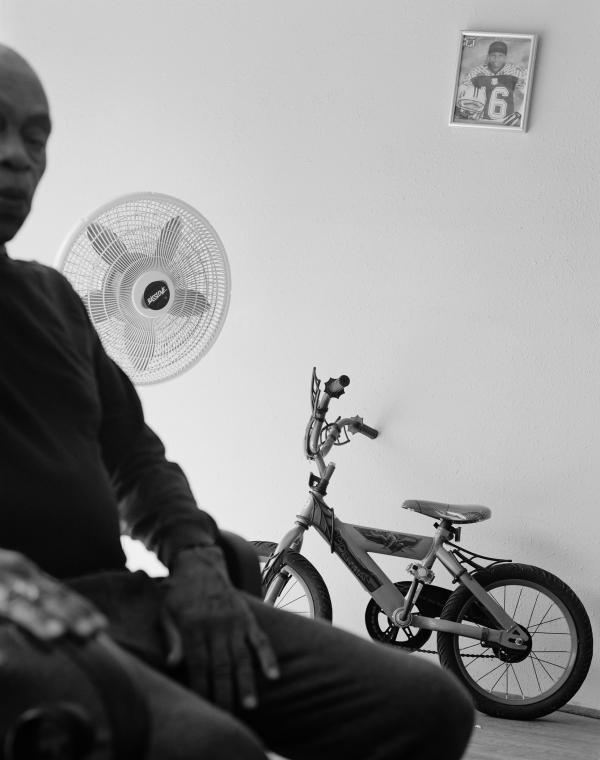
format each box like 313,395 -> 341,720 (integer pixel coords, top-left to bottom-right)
450,31 -> 538,132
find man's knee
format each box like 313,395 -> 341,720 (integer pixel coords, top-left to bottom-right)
418,668 -> 474,759
150,710 -> 267,760
184,722 -> 267,760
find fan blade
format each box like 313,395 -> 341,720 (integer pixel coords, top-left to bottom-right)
86,289 -> 119,323
155,216 -> 182,265
124,323 -> 155,373
170,288 -> 210,318
87,223 -> 131,271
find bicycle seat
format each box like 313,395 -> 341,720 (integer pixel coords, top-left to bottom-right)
402,500 -> 491,524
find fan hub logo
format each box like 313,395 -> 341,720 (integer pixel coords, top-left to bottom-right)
144,280 -> 170,310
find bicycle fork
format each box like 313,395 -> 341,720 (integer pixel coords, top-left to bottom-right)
261,513 -> 310,605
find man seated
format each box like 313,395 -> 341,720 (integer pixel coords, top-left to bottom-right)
0,43 -> 474,760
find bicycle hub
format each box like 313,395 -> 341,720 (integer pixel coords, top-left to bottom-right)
391,608 -> 413,627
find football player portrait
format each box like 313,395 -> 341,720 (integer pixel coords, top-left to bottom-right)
451,34 -> 536,130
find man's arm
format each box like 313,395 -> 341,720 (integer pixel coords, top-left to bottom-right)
90,331 -> 221,566
82,294 -> 279,709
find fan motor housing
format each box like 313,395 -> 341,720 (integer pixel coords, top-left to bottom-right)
132,271 -> 174,318
143,280 -> 170,311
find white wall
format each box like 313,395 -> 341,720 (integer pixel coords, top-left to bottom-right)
3,0 -> 598,709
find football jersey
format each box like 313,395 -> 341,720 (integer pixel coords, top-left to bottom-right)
461,64 -> 526,121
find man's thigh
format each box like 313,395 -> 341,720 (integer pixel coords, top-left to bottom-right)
118,646 -> 267,760
242,597 -> 474,760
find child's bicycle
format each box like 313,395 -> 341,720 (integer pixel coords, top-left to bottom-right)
253,369 -> 593,720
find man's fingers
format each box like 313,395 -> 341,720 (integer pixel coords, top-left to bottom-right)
184,633 -> 210,698
246,617 -> 280,681
163,561 -> 281,711
229,628 -> 258,710
160,609 -> 184,667
209,632 -> 235,710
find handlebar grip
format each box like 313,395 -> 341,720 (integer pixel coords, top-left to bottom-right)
324,375 -> 350,398
357,422 -> 378,439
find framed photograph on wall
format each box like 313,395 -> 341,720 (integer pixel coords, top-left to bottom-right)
450,32 -> 538,131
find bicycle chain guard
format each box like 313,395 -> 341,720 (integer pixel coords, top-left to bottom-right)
364,582 -> 448,651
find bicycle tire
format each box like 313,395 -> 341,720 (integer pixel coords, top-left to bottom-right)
252,541 -> 332,621
437,563 -> 593,720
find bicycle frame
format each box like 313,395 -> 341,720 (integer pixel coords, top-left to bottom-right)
262,369 -> 530,655
266,488 -> 530,653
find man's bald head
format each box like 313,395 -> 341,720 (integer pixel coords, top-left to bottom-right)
0,44 -> 51,244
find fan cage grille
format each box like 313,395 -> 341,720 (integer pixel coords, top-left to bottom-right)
58,194 -> 230,384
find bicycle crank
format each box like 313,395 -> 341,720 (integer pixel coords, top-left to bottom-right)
364,582 -> 447,651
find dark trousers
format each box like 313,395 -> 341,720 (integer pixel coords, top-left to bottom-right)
69,570 -> 474,760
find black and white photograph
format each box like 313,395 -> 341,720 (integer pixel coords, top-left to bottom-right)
450,32 -> 537,131
0,3 -> 597,760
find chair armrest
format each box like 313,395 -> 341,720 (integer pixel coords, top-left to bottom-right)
217,531 -> 262,598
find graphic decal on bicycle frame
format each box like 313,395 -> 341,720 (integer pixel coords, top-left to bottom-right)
354,527 -> 431,558
309,498 -> 335,541
309,498 -> 382,591
332,531 -> 382,592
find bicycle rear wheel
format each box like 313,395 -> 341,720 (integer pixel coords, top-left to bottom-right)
252,541 -> 332,621
437,563 -> 593,720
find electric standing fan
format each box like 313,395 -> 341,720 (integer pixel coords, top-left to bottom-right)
56,192 -> 231,384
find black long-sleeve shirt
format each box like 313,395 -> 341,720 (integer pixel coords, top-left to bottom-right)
0,250 -> 219,578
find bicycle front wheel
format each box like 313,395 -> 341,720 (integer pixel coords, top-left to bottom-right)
252,541 -> 332,621
437,563 -> 593,720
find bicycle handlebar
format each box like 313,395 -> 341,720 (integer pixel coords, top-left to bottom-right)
306,370 -> 379,460
353,421 -> 379,439
324,375 -> 350,399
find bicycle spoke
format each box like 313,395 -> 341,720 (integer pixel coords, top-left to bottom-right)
475,661 -> 508,685
459,642 -> 482,652
275,580 -> 298,606
530,601 -> 554,632
464,655 -> 485,668
530,655 -> 543,693
529,615 -> 565,631
511,587 -> 524,619
530,655 -> 567,671
527,630 -> 572,635
260,557 -> 320,617
486,664 -> 510,692
277,593 -> 310,610
526,590 -> 541,628
510,665 -> 525,699
530,653 -> 562,682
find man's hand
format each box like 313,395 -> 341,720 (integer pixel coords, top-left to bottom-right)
163,546 -> 280,712
0,549 -> 107,641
